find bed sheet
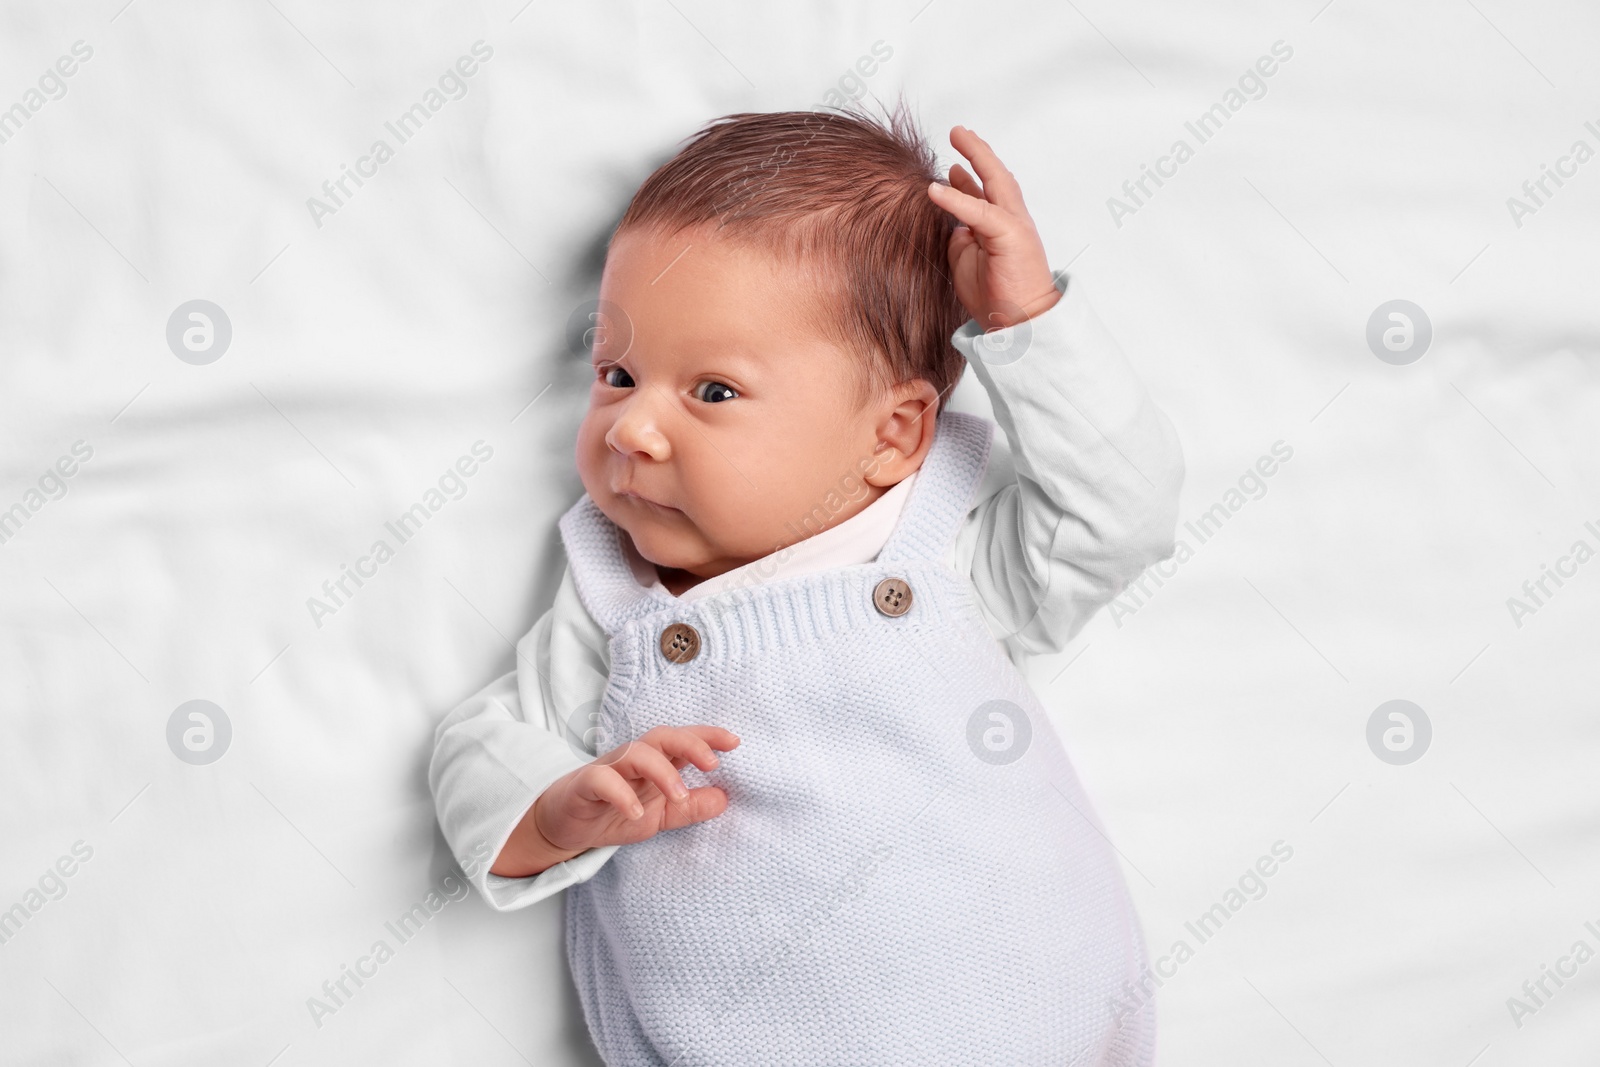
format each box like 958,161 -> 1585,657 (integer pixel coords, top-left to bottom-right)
2,1 -> 1597,1063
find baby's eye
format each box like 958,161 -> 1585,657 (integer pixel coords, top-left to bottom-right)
601,365 -> 635,389
696,381 -> 738,404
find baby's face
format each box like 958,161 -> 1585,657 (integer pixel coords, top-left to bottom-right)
577,223 -> 925,583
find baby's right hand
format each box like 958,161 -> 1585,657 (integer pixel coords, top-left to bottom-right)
490,725 -> 740,878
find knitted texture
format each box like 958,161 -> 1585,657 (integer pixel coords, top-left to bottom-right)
556,410 -> 1156,1066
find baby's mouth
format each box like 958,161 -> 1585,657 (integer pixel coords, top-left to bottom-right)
617,488 -> 680,514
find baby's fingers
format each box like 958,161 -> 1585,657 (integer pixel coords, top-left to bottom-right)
928,180 -> 1008,242
660,785 -> 730,832
948,161 -> 984,201
615,735 -> 694,805
578,763 -> 646,821
651,724 -> 740,772
949,126 -> 1029,215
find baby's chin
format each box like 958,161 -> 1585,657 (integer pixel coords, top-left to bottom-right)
624,521 -> 763,582
621,520 -> 709,573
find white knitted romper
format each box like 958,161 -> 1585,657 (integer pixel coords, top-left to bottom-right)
556,410 -> 1156,1066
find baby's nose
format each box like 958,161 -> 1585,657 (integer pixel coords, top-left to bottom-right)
605,396 -> 671,460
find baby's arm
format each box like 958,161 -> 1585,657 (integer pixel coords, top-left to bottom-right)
931,128 -> 1184,655
428,596 -> 601,910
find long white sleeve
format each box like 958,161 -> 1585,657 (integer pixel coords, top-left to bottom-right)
428,568 -> 617,911
950,268 -> 1185,658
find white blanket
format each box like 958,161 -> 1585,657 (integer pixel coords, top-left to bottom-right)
3,1 -> 1596,1063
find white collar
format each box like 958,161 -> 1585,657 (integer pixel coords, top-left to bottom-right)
622,471 -> 919,603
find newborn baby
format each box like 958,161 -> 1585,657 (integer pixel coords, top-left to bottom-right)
431,104 -> 1184,1066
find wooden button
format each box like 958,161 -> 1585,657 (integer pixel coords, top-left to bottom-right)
873,577 -> 913,618
660,622 -> 701,663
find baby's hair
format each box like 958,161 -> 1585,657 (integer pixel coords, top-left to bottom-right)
613,96 -> 969,416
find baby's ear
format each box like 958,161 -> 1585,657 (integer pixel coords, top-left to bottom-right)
864,381 -> 939,486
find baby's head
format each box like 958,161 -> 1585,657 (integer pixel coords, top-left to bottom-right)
577,102 -> 969,586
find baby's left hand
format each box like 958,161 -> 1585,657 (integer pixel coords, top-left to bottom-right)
927,126 -> 1061,331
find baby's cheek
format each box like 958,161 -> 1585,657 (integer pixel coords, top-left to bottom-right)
574,421 -> 603,482
690,494 -> 759,557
